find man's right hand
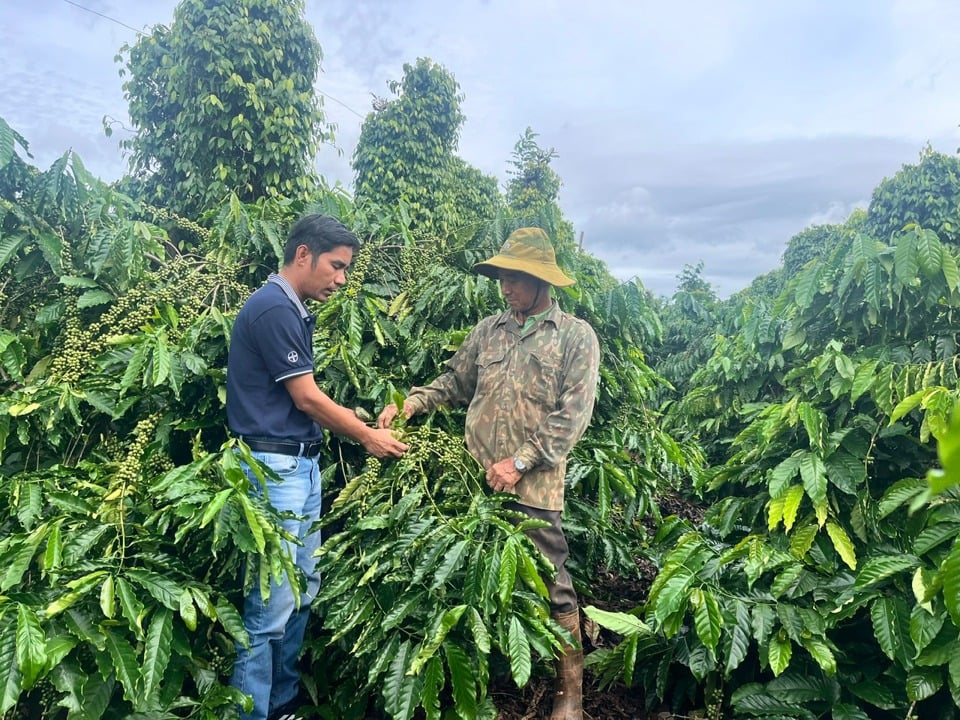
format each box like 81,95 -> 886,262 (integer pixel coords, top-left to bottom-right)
377,402 -> 413,429
363,427 -> 409,458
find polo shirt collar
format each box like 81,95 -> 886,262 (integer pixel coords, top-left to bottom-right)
267,273 -> 311,320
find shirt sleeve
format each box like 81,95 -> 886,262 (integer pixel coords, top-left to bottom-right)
406,324 -> 483,415
519,321 -> 601,469
252,305 -> 314,383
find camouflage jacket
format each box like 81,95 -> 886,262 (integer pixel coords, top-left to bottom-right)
406,302 -> 600,510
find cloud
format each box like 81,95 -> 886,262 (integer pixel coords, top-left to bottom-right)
567,135 -> 931,297
4,0 -> 960,301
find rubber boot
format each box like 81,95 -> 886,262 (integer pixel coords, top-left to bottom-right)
550,609 -> 583,720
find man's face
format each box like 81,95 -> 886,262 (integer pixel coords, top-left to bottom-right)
303,245 -> 353,302
498,270 -> 542,311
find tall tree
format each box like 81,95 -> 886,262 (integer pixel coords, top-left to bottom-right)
504,127 -> 576,249
505,127 -> 562,216
118,0 -> 332,218
864,146 -> 960,244
351,57 -> 465,233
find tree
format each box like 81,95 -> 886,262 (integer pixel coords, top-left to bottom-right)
864,145 -> 960,244
504,127 -> 575,247
118,0 -> 332,219
351,57 -> 465,233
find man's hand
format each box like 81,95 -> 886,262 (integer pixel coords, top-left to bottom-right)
486,457 -> 522,494
362,427 -> 409,458
377,401 -> 415,429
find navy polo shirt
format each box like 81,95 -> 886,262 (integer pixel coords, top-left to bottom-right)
226,274 -> 322,442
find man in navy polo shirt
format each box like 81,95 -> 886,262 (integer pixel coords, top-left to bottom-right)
227,214 -> 408,720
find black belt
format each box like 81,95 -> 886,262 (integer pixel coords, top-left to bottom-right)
239,436 -> 324,458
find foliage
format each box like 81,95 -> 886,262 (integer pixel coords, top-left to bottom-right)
118,0 -> 332,219
505,128 -> 576,246
0,123 -> 295,718
506,127 -> 562,217
618,221 -> 960,717
305,425 -> 559,720
864,146 -> 960,245
647,262 -> 725,404
0,112 -> 685,718
352,58 -> 467,234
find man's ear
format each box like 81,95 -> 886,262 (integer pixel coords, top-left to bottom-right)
295,244 -> 312,264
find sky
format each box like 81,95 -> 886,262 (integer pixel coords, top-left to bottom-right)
3,0 -> 960,297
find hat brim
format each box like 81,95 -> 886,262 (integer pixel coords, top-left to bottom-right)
473,256 -> 575,287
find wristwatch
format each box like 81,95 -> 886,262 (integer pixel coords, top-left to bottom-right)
513,456 -> 527,474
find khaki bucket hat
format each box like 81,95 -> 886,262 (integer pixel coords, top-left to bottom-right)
473,228 -> 575,287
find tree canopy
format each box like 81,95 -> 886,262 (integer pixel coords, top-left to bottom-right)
119,0 -> 332,218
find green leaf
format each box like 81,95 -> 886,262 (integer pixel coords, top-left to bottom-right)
102,626 -> 140,701
125,568 -> 184,610
917,228 -> 943,278
850,360 -> 879,401
497,536 -> 519,608
906,666 -> 942,701
693,588 -> 722,652
507,615 -> 532,687
890,389 -> 927,424
120,342 -> 147,395
794,263 -> 821,309
77,289 -> 115,308
942,248 -> 960,290
237,494 -> 266,554
767,633 -> 792,676
832,703 -> 870,720
179,589 -> 197,632
151,335 -> 172,386
142,608 -> 172,706
15,605 -> 45,689
99,574 -> 115,619
855,554 -> 920,590
409,605 -> 465,676
781,484 -> 804,532
465,607 -> 491,655
942,539 -> 960,626
0,614 -> 20,714
444,641 -> 477,719
799,451 -> 827,521
800,636 -> 836,675
769,453 -> 800,497
383,640 -> 415,720
870,597 -> 913,667
894,230 -> 919,285
431,539 -> 468,591
216,596 -> 249,648
909,604 -> 944,656
584,606 -> 652,637
115,577 -> 145,639
382,592 -> 426,632
789,523 -> 819,559
724,602 -> 751,676
878,477 -> 927,518
2,535 -> 41,592
825,522 -> 857,570
419,655 -> 443,720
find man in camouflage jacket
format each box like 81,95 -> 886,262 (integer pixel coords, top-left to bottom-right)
378,227 -> 600,720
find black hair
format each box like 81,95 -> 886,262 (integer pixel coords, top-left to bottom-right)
283,214 -> 360,265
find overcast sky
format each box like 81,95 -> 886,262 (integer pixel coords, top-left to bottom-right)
4,0 -> 960,297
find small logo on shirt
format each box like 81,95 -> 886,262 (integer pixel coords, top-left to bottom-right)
287,351 -> 299,364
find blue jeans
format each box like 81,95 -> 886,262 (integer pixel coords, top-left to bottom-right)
230,451 -> 322,720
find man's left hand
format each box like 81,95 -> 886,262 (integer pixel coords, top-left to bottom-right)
486,458 -> 522,494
